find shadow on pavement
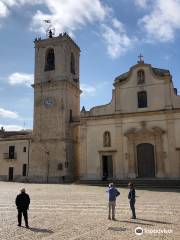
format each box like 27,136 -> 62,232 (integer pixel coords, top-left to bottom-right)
108,227 -> 127,232
136,218 -> 172,225
119,220 -> 153,226
28,227 -> 54,233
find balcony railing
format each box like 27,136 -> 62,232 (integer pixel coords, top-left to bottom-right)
3,153 -> 17,160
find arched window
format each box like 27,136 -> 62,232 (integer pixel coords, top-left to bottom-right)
137,69 -> 145,84
45,48 -> 55,71
70,52 -> 75,74
138,91 -> 147,108
103,131 -> 111,147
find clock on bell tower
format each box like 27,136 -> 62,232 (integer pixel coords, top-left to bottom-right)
29,32 -> 81,182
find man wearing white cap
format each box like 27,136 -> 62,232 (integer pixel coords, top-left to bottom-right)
107,183 -> 120,220
15,188 -> 30,228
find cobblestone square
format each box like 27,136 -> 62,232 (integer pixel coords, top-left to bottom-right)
0,182 -> 180,240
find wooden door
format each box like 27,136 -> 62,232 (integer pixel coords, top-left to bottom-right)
8,167 -> 14,181
102,155 -> 113,179
137,143 -> 155,178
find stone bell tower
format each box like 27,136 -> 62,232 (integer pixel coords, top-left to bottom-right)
28,32 -> 81,182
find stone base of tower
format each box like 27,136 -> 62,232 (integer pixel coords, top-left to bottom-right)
27,176 -> 75,183
28,139 -> 76,183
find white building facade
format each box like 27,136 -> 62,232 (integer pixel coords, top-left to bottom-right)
79,60 -> 180,180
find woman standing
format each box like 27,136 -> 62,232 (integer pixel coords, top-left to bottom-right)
128,182 -> 136,219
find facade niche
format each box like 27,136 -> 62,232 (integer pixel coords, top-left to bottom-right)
138,91 -> 147,108
103,131 -> 111,147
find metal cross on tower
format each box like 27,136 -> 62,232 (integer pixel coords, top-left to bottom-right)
138,54 -> 144,63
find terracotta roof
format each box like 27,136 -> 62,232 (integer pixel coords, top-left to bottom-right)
152,67 -> 170,77
0,130 -> 32,139
114,72 -> 129,83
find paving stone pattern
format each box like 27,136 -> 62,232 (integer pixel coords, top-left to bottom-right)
0,182 -> 180,240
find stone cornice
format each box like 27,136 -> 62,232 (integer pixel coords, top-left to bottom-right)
124,126 -> 165,137
80,108 -> 180,122
32,79 -> 81,92
34,32 -> 80,51
114,63 -> 171,87
98,149 -> 117,153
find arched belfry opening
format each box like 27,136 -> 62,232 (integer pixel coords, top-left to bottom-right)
137,69 -> 145,84
45,48 -> 55,71
70,52 -> 75,74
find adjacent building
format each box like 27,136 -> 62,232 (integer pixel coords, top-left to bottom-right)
0,130 -> 31,181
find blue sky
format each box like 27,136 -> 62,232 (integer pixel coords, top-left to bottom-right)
0,0 -> 180,130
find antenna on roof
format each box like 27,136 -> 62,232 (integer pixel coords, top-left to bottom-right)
43,20 -> 56,38
23,121 -> 26,131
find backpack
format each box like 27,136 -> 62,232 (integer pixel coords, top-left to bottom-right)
116,190 -> 120,197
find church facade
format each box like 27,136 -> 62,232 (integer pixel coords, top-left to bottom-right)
0,34 -> 180,182
80,61 -> 180,180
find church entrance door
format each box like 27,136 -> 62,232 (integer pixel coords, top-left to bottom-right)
8,167 -> 14,181
102,155 -> 113,180
137,143 -> 155,178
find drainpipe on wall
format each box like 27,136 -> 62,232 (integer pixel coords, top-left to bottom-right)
27,139 -> 31,179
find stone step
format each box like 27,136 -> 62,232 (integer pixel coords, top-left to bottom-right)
76,179 -> 180,188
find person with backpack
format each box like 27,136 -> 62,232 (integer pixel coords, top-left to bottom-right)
128,182 -> 136,219
107,183 -> 120,220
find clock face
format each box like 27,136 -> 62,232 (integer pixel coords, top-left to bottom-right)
44,97 -> 54,107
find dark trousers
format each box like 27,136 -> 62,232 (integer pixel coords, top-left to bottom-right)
18,209 -> 28,226
130,200 -> 136,218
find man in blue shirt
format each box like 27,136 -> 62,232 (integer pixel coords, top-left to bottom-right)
128,182 -> 136,219
107,183 -> 120,220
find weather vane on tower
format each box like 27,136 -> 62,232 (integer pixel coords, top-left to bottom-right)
43,20 -> 56,38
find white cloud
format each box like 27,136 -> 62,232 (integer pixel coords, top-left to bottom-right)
81,83 -> 97,97
30,0 -> 109,34
0,124 -> 24,131
134,0 -> 150,8
112,18 -> 125,32
0,0 -> 109,34
164,54 -> 172,61
0,2 -> 9,18
139,0 -> 180,42
0,0 -> 136,58
0,0 -> 42,8
8,72 -> 34,87
0,0 -> 29,19
101,18 -> 137,59
0,108 -> 19,119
